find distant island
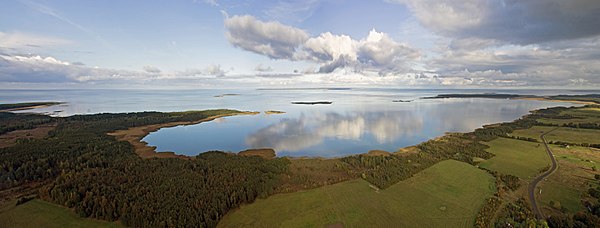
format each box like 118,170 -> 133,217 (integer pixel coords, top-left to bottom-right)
264,110 -> 286,115
422,93 -> 600,104
392,100 -> 412,103
291,101 -> 333,105
258,88 -> 351,91
213,93 -> 240,98
0,102 -> 63,111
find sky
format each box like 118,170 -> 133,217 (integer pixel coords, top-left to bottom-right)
0,0 -> 599,89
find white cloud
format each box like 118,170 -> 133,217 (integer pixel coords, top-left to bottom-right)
254,64 -> 273,72
203,64 -> 226,77
224,15 -> 309,59
358,29 -> 420,68
0,54 -> 232,83
224,15 -> 420,75
303,32 -> 358,62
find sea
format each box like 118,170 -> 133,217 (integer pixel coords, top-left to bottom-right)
1,88 -> 596,157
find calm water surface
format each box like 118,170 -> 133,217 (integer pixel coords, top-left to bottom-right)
0,88 -> 588,157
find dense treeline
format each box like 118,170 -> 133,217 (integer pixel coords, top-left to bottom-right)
561,122 -> 600,129
40,152 -> 288,227
341,153 -> 437,189
1,109 -> 292,227
0,112 -> 55,135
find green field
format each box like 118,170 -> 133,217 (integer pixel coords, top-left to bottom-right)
539,181 -> 583,213
479,137 -> 550,179
538,107 -> 600,125
538,146 -> 600,213
218,160 -> 495,228
0,199 -> 122,228
511,126 -> 600,145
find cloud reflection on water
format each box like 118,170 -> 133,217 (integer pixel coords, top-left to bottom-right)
246,111 -> 423,152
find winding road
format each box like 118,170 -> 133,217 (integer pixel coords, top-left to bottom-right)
528,127 -> 559,219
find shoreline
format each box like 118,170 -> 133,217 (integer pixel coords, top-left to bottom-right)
108,111 -> 259,159
1,103 -> 64,112
514,97 -> 597,105
106,96 -> 593,160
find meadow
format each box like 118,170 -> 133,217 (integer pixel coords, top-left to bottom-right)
478,137 -> 550,179
218,160 -> 495,228
0,199 -> 122,228
538,146 -> 600,214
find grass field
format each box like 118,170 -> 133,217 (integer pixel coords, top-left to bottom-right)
0,199 -> 122,228
218,160 -> 495,228
538,107 -> 600,125
511,126 -> 600,145
479,137 -> 550,179
539,146 -> 600,214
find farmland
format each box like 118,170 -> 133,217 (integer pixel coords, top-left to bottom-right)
0,199 -> 121,228
538,146 -> 600,215
479,137 -> 550,179
218,160 -> 495,228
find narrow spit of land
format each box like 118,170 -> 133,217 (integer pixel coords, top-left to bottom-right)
528,127 -> 559,219
0,102 -> 63,111
291,101 -> 333,105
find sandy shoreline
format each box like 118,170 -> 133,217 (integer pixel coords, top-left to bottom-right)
108,111 -> 259,159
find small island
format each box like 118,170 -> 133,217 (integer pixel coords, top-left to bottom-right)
392,100 -> 412,103
264,110 -> 286,115
213,93 -> 240,98
291,101 -> 333,105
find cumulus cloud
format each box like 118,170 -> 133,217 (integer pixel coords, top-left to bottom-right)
358,29 -> 420,68
224,15 -> 420,75
254,64 -> 273,72
203,64 -> 227,77
303,32 -> 358,62
224,15 -> 309,59
393,0 -> 600,44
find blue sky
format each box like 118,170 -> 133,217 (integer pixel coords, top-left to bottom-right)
1,0 -> 599,88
